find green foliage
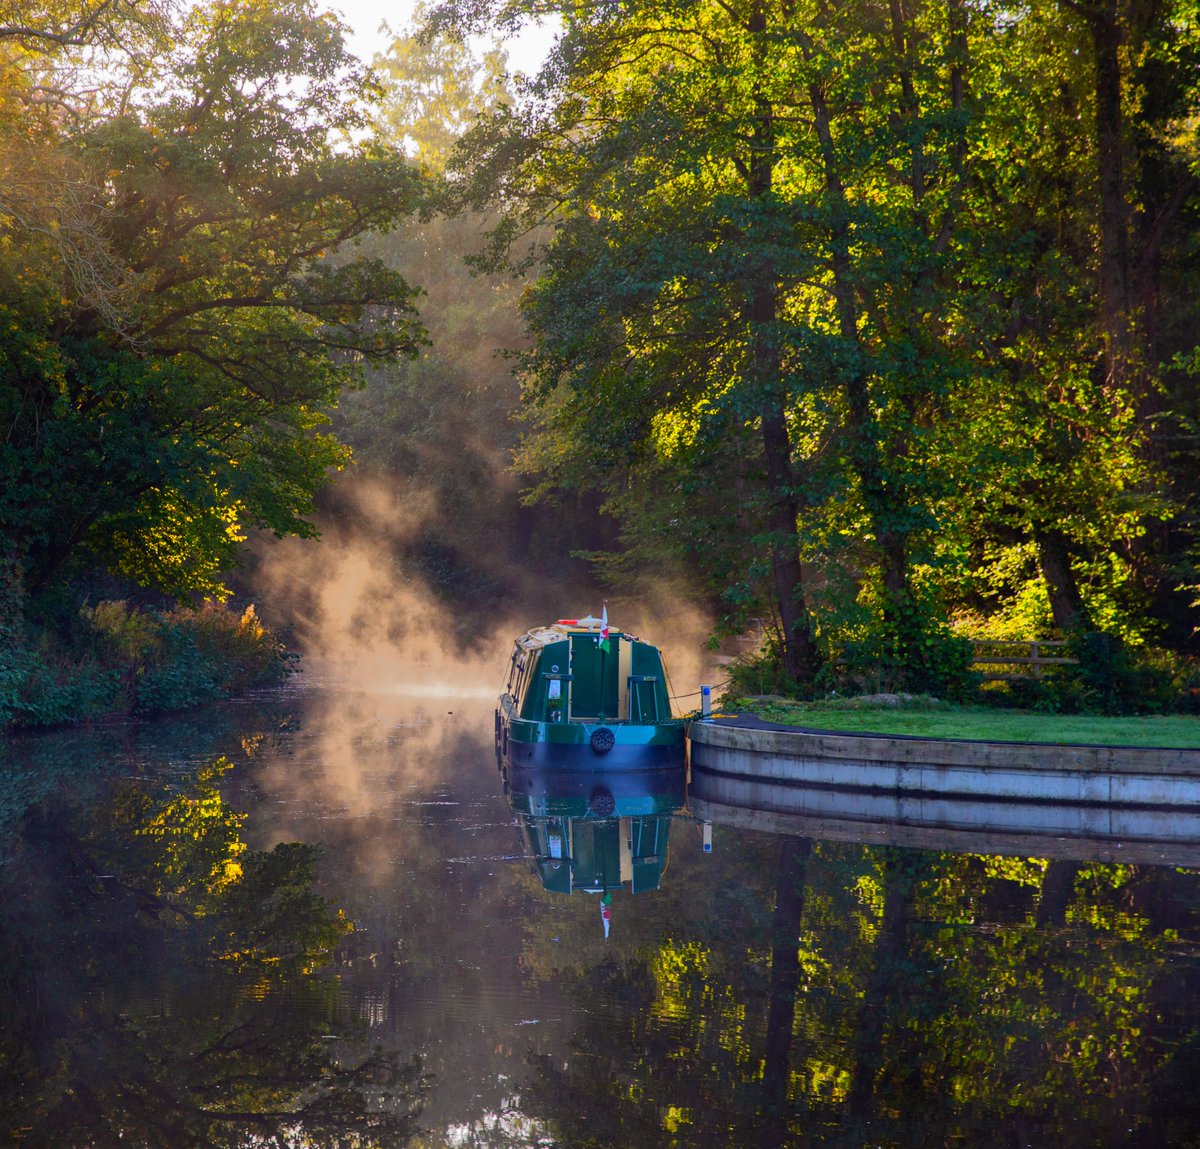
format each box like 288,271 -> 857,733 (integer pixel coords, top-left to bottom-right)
0,599 -> 294,729
128,626 -> 225,715
824,619 -> 978,704
973,634 -> 1196,716
0,0 -> 427,606
809,572 -> 979,701
432,0 -> 1200,698
0,640 -> 120,728
724,644 -> 808,702
1049,632 -> 1187,716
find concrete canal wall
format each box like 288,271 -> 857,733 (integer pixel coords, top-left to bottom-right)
686,719 -> 1200,860
688,720 -> 1200,804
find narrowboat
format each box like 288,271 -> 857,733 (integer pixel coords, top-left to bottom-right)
496,613 -> 687,770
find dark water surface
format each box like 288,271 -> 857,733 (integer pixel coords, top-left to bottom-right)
3,678 -> 1200,1147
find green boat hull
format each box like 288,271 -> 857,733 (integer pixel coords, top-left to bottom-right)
497,697 -> 686,772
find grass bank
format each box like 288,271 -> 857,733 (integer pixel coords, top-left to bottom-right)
735,697 -> 1200,749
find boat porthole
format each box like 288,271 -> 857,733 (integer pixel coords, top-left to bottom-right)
590,727 -> 615,754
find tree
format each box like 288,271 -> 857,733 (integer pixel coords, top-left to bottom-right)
436,0 -> 1200,685
311,14 -> 613,620
0,0 -> 426,603
934,0 -> 1199,647
437,0 -> 994,686
374,0 -> 509,173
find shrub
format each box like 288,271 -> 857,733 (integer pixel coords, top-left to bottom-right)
132,625 -> 224,714
2,599 -> 296,730
161,602 -> 295,691
722,611 -> 979,704
725,646 -> 806,700
823,612 -> 979,702
1065,634 -> 1191,715
81,599 -> 161,664
982,633 -> 1194,716
128,602 -> 295,715
0,635 -> 122,728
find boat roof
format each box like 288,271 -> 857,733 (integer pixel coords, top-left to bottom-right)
515,616 -> 642,652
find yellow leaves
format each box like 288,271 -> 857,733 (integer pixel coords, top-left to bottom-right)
132,756 -> 249,903
982,855 -> 1047,887
801,1060 -> 853,1105
650,408 -> 695,458
853,871 -> 884,929
650,393 -> 724,460
651,938 -> 712,1020
662,1105 -> 691,1133
1159,112 -> 1200,166
238,603 -> 266,641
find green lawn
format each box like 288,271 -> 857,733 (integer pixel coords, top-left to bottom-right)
738,699 -> 1200,749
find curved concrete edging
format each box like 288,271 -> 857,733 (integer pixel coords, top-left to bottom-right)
688,720 -> 1200,773
687,720 -> 1200,808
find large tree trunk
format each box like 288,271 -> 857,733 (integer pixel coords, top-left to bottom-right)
746,7 -> 819,684
1036,860 -> 1082,928
846,850 -> 918,1124
1036,528 -> 1090,631
807,71 -> 921,665
754,283 -> 820,684
1084,0 -> 1135,390
948,0 -> 968,171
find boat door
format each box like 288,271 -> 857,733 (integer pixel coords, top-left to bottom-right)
568,632 -> 620,719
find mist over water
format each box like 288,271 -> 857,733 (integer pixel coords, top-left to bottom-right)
249,471 -> 719,710
0,469 -> 756,1146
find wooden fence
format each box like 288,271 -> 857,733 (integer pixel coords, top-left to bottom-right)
970,640 -> 1078,681
713,631 -> 1077,683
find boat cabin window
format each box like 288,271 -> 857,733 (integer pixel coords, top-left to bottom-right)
506,647 -> 525,696
517,640 -> 569,721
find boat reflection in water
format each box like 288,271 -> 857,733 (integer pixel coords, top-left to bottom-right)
503,764 -> 688,898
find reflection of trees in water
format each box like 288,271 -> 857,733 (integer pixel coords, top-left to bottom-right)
0,695 -> 301,846
0,760 -> 423,1148
516,840 -> 1200,1148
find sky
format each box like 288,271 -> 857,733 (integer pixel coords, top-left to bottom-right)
322,0 -> 558,75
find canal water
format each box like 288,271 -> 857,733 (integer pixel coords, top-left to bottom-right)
3,676 -> 1200,1147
